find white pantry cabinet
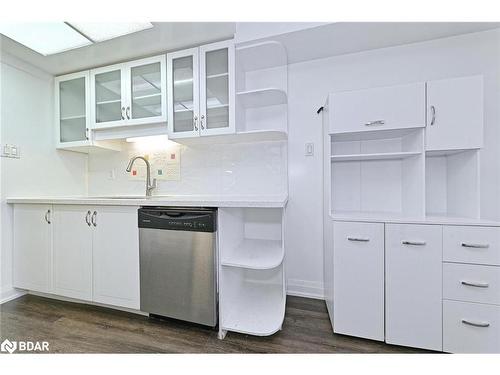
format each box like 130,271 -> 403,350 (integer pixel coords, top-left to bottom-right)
90,55 -> 167,130
333,221 -> 385,341
385,224 -> 443,351
426,76 -> 483,151
167,40 -> 235,139
92,206 -> 140,309
12,204 -> 52,293
52,205 -> 93,301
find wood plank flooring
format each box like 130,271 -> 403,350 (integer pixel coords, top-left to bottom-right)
0,295 -> 427,353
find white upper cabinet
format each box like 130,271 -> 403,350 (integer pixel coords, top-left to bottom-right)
55,71 -> 91,149
426,75 -> 483,151
167,40 -> 235,139
330,82 -> 426,134
90,55 -> 167,130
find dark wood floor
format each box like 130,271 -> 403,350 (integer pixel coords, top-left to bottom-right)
0,294 -> 427,353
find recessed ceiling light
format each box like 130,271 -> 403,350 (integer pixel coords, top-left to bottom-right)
68,22 -> 153,43
0,22 -> 92,56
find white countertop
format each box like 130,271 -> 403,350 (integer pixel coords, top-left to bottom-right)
6,194 -> 288,208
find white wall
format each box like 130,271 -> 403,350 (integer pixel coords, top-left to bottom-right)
285,28 -> 500,298
0,52 -> 87,302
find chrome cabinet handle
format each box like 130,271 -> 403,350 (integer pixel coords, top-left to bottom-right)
462,319 -> 490,328
462,242 -> 489,249
461,280 -> 489,288
430,105 -> 436,125
364,120 -> 385,127
126,106 -> 131,120
85,210 -> 91,226
44,209 -> 51,224
402,240 -> 426,246
91,211 -> 97,227
200,114 -> 205,130
121,107 -> 126,120
347,237 -> 370,242
193,115 -> 199,131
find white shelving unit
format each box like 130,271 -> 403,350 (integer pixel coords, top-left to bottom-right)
218,207 -> 286,338
237,88 -> 287,108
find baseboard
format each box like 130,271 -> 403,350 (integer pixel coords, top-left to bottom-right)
0,288 -> 27,304
286,279 -> 324,300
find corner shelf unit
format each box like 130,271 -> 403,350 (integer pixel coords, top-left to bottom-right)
218,207 -> 286,338
234,41 -> 288,141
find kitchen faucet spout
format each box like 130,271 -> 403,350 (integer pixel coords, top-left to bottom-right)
126,156 -> 157,197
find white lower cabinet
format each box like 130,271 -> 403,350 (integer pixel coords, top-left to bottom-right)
52,205 -> 93,301
385,224 -> 443,351
333,221 -> 385,341
12,204 -> 52,293
92,206 -> 140,309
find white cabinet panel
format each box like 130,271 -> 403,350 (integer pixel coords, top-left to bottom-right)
426,75 -> 483,151
333,221 -> 384,341
385,224 -> 442,351
444,300 -> 500,353
92,206 -> 140,309
444,263 -> 500,305
12,204 -> 52,293
52,205 -> 93,301
443,225 -> 500,266
330,83 -> 425,134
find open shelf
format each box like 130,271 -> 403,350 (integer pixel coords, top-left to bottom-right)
221,239 -> 283,269
220,266 -> 285,336
331,151 -> 421,162
236,41 -> 287,72
237,88 -> 287,109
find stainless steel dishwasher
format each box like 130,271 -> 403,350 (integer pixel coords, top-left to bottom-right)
138,207 -> 217,327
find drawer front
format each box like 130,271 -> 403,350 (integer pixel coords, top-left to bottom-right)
444,226 -> 500,266
443,300 -> 500,353
444,263 -> 500,305
330,82 -> 425,134
333,221 -> 385,341
385,224 -> 443,351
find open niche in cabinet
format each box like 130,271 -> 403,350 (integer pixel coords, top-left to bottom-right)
218,207 -> 285,338
329,128 -> 425,219
234,41 -> 288,142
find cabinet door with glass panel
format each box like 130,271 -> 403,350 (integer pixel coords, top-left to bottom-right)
167,47 -> 200,139
55,71 -> 91,148
199,40 -> 235,136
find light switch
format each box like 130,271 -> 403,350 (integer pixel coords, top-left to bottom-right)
305,143 -> 314,156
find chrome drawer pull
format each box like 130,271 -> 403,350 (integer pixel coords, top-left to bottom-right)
347,237 -> 370,242
461,281 -> 489,288
462,319 -> 490,328
364,120 -> 385,127
402,240 -> 426,246
461,243 -> 489,249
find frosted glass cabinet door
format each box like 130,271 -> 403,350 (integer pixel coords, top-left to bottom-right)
167,48 -> 200,139
91,66 -> 126,128
199,40 -> 235,136
128,55 -> 167,126
55,71 -> 90,147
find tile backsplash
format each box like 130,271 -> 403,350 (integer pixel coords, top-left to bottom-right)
87,140 -> 287,197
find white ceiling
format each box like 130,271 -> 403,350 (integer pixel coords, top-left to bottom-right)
0,22 -> 236,75
1,22 -> 499,76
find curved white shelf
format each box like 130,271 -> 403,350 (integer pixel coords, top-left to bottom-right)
236,41 -> 287,72
237,88 -> 287,109
221,276 -> 285,336
222,239 -> 283,269
331,151 -> 421,162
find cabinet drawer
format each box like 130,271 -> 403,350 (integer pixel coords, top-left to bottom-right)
443,300 -> 500,353
444,226 -> 500,266
330,82 -> 425,134
333,221 -> 385,341
444,263 -> 500,305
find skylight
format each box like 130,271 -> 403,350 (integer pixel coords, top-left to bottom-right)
0,22 -> 154,56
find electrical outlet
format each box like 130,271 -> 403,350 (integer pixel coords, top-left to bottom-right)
305,143 -> 314,156
1,144 -> 21,158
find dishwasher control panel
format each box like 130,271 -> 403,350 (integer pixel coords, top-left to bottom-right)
138,207 -> 217,232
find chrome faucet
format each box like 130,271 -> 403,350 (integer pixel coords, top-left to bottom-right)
126,156 -> 157,197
